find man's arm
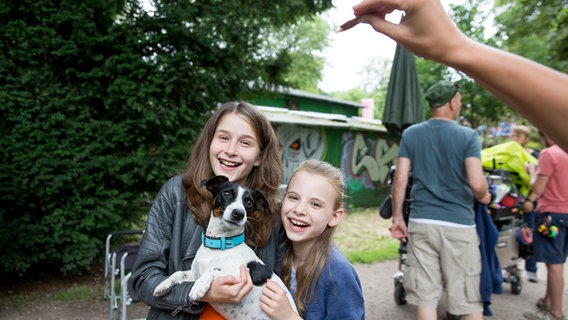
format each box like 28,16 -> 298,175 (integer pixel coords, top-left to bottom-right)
465,157 -> 490,204
391,157 -> 410,241
523,174 -> 550,212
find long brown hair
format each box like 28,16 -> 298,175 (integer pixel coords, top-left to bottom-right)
182,101 -> 283,247
279,159 -> 345,315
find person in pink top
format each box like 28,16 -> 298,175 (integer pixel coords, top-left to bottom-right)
523,130 -> 568,320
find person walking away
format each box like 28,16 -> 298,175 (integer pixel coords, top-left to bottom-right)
523,130 -> 568,320
390,80 -> 491,320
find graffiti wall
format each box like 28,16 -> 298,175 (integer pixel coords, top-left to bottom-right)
341,131 -> 399,193
278,126 -> 326,183
275,124 -> 399,206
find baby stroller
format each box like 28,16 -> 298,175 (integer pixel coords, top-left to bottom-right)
103,229 -> 145,320
379,166 -> 411,306
484,163 -> 531,295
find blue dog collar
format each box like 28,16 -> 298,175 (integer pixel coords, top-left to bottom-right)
201,232 -> 245,250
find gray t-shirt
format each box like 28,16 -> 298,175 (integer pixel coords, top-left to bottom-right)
399,119 -> 481,225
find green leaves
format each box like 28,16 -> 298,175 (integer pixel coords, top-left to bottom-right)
1,0 -> 332,276
494,0 -> 568,73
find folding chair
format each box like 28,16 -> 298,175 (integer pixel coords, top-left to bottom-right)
103,230 -> 144,320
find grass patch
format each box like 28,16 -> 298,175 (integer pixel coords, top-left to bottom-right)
335,206 -> 397,264
343,241 -> 399,264
1,292 -> 42,309
0,284 -> 97,310
52,284 -> 97,302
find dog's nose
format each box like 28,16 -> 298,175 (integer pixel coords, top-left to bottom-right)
232,209 -> 245,221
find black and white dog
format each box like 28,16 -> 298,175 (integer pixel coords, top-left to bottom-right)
153,175 -> 297,319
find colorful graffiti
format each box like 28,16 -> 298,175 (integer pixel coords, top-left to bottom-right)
275,125 -> 399,201
341,132 -> 399,192
277,126 -> 326,183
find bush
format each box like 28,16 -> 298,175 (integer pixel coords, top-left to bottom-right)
0,0 -> 333,277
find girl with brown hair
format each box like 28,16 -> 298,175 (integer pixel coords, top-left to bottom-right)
131,101 -> 286,320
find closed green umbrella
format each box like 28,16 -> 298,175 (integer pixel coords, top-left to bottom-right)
382,41 -> 425,136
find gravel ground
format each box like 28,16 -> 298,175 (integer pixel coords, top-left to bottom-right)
360,259 -> 568,320
2,259 -> 567,320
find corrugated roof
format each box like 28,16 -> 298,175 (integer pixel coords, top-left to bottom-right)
277,88 -> 364,108
258,106 -> 386,133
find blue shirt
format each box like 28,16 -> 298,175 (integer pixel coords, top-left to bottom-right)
399,119 -> 481,225
301,245 -> 365,320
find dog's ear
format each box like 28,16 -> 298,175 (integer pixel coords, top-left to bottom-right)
253,190 -> 271,215
200,175 -> 229,193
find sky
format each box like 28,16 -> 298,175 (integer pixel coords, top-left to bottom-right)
318,1 -> 458,93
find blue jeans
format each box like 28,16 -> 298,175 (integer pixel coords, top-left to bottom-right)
524,211 -> 537,273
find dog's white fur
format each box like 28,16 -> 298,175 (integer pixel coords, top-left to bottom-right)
153,176 -> 297,319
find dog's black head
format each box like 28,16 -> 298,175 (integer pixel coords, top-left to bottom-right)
201,176 -> 271,227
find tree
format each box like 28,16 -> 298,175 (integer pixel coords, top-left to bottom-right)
414,0 -> 510,129
0,0 -> 333,276
494,0 -> 568,72
260,16 -> 331,93
326,1 -> 510,128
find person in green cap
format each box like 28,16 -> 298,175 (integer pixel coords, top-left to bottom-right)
389,79 -> 492,320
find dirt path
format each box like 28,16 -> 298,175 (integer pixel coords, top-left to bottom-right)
2,259 -> 566,320
360,260 -> 568,320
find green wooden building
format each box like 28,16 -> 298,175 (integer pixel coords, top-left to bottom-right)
250,88 -> 399,207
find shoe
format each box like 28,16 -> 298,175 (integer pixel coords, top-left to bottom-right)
524,310 -> 566,320
537,298 -> 551,312
527,271 -> 539,283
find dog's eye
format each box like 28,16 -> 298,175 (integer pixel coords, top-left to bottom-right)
244,199 -> 254,209
222,190 -> 232,198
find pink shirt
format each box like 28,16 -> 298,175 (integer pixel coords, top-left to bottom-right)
536,145 -> 568,214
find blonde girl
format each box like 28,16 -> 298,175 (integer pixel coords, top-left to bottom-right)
260,159 -> 365,320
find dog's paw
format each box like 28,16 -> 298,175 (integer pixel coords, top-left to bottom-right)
153,281 -> 173,297
187,283 -> 208,301
188,273 -> 215,301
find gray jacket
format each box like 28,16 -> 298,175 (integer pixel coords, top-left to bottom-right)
131,175 -> 287,319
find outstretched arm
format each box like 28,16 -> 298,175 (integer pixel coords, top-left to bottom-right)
341,0 -> 568,151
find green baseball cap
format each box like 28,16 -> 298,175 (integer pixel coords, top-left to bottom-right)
425,80 -> 460,108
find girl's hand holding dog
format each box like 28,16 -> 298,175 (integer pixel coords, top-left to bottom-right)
201,265 -> 253,303
260,279 -> 301,320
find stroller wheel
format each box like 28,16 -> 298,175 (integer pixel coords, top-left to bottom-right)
394,277 -> 407,305
511,276 -> 522,295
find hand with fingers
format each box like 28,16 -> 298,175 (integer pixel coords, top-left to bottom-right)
339,0 -> 568,152
260,279 -> 301,320
338,0 -> 468,64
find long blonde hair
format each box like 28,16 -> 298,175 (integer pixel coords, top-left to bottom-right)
280,159 -> 344,316
182,101 -> 283,247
